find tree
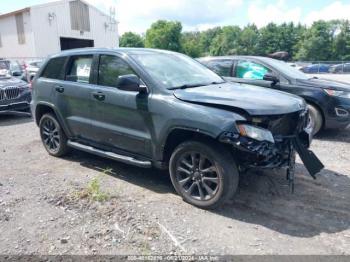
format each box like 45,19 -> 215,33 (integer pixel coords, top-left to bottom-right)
199,27 -> 223,55
256,23 -> 281,55
119,32 -> 144,47
295,20 -> 337,61
236,24 -> 259,55
209,26 -> 241,56
333,20 -> 350,60
181,32 -> 202,57
145,20 -> 182,51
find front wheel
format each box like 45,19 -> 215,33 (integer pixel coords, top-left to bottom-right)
307,104 -> 323,135
169,141 -> 239,209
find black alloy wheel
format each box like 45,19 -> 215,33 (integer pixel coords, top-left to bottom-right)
169,141 -> 239,209
175,151 -> 219,201
39,113 -> 70,157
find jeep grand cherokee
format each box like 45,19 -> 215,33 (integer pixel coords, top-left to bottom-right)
31,48 -> 323,209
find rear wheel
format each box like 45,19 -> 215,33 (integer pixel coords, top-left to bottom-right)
39,113 -> 70,157
307,104 -> 323,135
169,141 -> 239,209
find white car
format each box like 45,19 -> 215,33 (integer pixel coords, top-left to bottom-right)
25,60 -> 43,82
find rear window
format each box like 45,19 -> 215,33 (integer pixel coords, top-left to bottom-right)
9,61 -> 22,72
66,55 -> 93,83
41,57 -> 67,80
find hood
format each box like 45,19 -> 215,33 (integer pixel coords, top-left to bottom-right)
296,78 -> 350,92
0,76 -> 27,88
173,82 -> 306,116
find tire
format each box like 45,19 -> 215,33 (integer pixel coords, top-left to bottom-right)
169,141 -> 239,209
307,104 -> 323,135
39,113 -> 70,157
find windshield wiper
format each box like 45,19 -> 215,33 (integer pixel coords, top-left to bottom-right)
168,83 -> 206,90
168,81 -> 225,90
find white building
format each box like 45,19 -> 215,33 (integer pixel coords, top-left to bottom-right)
0,0 -> 119,59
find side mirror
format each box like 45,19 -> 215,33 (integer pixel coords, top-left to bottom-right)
12,71 -> 22,77
263,73 -> 279,84
117,74 -> 147,93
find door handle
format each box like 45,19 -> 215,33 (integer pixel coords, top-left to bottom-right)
55,85 -> 64,93
92,91 -> 105,101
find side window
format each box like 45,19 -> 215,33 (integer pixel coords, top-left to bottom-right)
206,60 -> 233,77
98,55 -> 135,88
10,61 -> 22,72
235,60 -> 271,80
41,57 -> 67,80
66,55 -> 93,83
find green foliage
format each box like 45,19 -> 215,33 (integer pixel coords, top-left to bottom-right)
87,177 -> 109,202
145,20 -> 182,51
119,32 -> 144,48
236,24 -> 259,55
181,32 -> 202,57
333,20 -> 350,60
295,20 -> 337,61
209,26 -> 241,55
136,19 -> 350,61
74,177 -> 110,202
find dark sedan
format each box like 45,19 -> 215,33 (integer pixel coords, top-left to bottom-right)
198,56 -> 350,134
0,62 -> 31,114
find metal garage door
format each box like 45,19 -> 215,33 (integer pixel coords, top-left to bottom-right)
60,37 -> 94,51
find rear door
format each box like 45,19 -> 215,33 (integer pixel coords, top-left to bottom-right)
54,54 -> 96,140
89,54 -> 152,156
205,59 -> 233,77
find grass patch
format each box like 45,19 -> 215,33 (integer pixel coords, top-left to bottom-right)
74,177 -> 110,202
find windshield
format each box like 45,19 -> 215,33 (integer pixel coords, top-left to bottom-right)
131,52 -> 224,89
0,61 -> 10,77
0,61 -> 9,70
265,58 -> 309,80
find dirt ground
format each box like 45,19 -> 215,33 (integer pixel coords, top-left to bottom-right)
0,113 -> 349,255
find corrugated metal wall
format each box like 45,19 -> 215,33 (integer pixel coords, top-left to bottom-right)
30,0 -> 119,58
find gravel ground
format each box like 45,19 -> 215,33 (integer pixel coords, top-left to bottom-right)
0,113 -> 349,255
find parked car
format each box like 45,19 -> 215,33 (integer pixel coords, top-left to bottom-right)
329,63 -> 350,74
0,59 -> 27,81
198,56 -> 350,135
31,48 -> 323,209
0,60 -> 32,114
300,64 -> 330,73
25,60 -> 43,82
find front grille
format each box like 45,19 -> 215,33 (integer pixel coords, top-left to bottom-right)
252,110 -> 308,136
0,86 -> 20,101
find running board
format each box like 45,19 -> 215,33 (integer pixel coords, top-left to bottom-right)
67,140 -> 152,168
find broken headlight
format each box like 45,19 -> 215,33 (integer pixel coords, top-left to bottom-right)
238,124 -> 275,143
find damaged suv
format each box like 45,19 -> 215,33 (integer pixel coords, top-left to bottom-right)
31,48 -> 323,209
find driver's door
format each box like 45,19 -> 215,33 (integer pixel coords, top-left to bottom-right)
89,54 -> 152,157
230,59 -> 275,88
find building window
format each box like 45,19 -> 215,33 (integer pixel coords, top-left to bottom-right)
70,0 -> 90,32
15,13 -> 25,44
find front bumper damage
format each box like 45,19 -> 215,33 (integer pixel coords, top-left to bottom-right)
220,111 -> 324,191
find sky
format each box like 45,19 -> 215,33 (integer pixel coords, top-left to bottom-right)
1,0 -> 350,34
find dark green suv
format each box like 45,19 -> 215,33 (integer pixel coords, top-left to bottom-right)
31,48 -> 323,209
